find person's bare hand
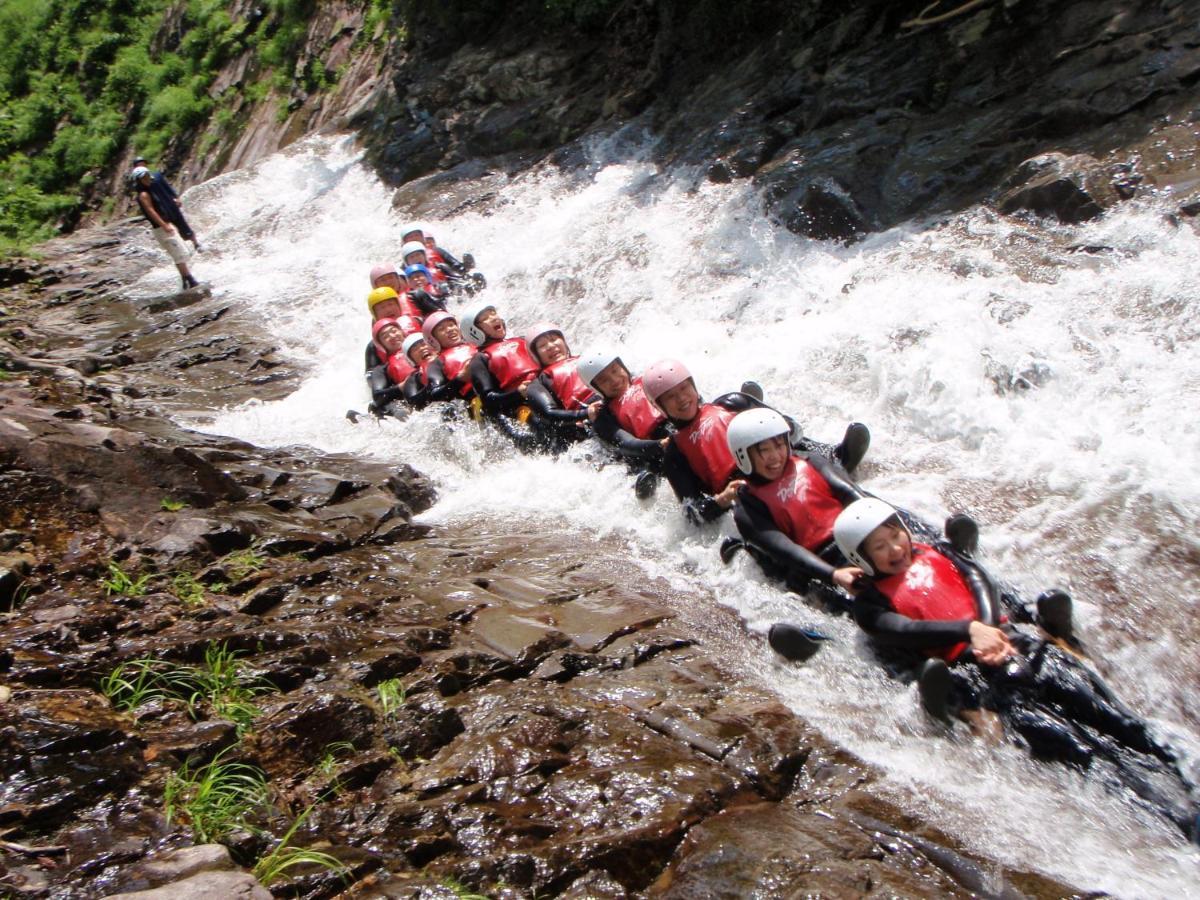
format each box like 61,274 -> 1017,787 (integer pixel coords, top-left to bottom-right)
586,401 -> 602,423
968,621 -> 1015,666
518,382 -> 529,399
832,567 -> 865,594
715,479 -> 745,509
659,437 -> 670,448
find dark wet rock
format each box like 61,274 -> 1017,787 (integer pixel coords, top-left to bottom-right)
141,717 -> 238,765
105,869 -> 272,899
245,689 -> 377,779
0,689 -> 145,831
381,697 -> 465,762
999,152 -> 1119,223
560,869 -> 629,899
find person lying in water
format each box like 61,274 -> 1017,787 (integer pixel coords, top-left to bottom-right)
403,264 -> 448,314
422,311 -> 478,402
642,361 -> 871,526
523,322 -> 597,447
831,498 -> 1200,845
461,300 -> 540,416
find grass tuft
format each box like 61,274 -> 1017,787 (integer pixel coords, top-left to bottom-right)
164,748 -> 268,844
101,560 -> 152,597
375,678 -> 405,719
252,804 -> 350,886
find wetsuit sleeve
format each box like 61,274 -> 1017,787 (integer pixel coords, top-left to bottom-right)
401,372 -> 427,407
806,453 -> 865,506
468,353 -> 524,413
715,393 -> 807,447
365,341 -> 380,372
593,405 -> 665,463
436,246 -> 464,271
410,289 -> 446,315
662,441 -> 725,525
733,488 -> 837,583
527,376 -> 587,423
425,359 -> 457,402
853,587 -> 974,649
939,543 -> 1001,627
367,365 -> 403,407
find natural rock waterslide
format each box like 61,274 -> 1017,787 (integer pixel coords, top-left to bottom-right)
0,231 -> 1080,897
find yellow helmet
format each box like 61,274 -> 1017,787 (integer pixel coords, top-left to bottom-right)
367,286 -> 399,311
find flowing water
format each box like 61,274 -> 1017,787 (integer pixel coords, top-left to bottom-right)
133,132 -> 1200,896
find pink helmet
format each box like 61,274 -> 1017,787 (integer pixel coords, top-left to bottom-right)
369,263 -> 399,286
421,310 -> 456,348
371,317 -> 402,359
642,359 -> 693,402
525,321 -> 566,365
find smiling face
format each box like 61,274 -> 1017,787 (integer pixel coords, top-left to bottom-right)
372,299 -> 402,320
432,319 -> 462,348
747,434 -> 790,481
592,360 -> 631,400
377,324 -> 405,353
409,271 -> 429,289
533,331 -> 569,366
404,249 -> 428,267
657,379 -> 700,422
407,339 -> 435,365
476,307 -> 506,341
863,522 -> 913,576
373,272 -> 404,292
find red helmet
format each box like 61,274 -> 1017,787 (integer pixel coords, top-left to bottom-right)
642,359 -> 693,402
525,321 -> 567,365
371,317 -> 403,360
421,310 -> 457,348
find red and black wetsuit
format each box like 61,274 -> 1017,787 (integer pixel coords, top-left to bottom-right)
467,337 -> 540,415
526,357 -> 596,427
732,452 -> 864,583
593,377 -> 671,465
425,343 -> 478,401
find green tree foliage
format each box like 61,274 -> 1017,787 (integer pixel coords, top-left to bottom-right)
0,0 -> 326,256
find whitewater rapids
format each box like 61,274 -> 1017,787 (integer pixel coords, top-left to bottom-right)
132,132 -> 1199,896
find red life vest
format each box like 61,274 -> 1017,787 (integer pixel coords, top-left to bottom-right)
608,377 -> 666,439
672,403 -> 738,494
743,455 -> 843,552
485,338 -> 539,391
875,544 -> 978,662
544,357 -> 594,411
386,353 -> 416,385
439,343 -> 477,396
395,292 -> 424,319
426,247 -> 446,268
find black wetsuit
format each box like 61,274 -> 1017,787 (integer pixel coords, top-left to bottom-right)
526,373 -> 594,452
856,543 -> 1196,837
592,403 -> 671,469
732,453 -> 865,589
407,288 -> 446,316
424,357 -> 474,403
467,349 -> 527,415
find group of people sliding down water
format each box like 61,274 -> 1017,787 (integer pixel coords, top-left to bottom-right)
359,226 -> 1200,847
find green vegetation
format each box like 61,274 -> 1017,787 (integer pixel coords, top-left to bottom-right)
160,496 -> 189,511
252,804 -> 350,886
170,571 -> 207,607
164,748 -> 268,843
100,641 -> 273,734
316,741 -> 356,776
101,560 -> 153,597
441,878 -> 490,900
375,678 -> 405,718
222,543 -> 267,580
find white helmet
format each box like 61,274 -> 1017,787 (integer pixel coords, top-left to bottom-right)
459,299 -> 497,346
726,408 -> 790,475
402,333 -> 428,363
576,349 -> 624,391
401,240 -> 427,261
833,498 -> 905,576
401,224 -> 425,242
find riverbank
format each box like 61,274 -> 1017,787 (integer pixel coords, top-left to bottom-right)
0,227 -> 1076,897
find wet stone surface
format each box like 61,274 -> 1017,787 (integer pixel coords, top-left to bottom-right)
0,243 -> 1075,897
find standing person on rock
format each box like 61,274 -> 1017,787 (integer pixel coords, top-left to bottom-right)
131,166 -> 201,290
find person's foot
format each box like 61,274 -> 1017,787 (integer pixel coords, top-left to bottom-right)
461,252 -> 475,271
718,536 -> 744,565
944,513 -> 979,557
634,470 -> 659,500
739,380 -> 764,401
835,422 -> 870,473
768,622 -> 825,662
1036,589 -> 1074,640
918,658 -> 953,721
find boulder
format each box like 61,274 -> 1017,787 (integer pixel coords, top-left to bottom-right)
998,152 -> 1120,223
104,869 -> 271,900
